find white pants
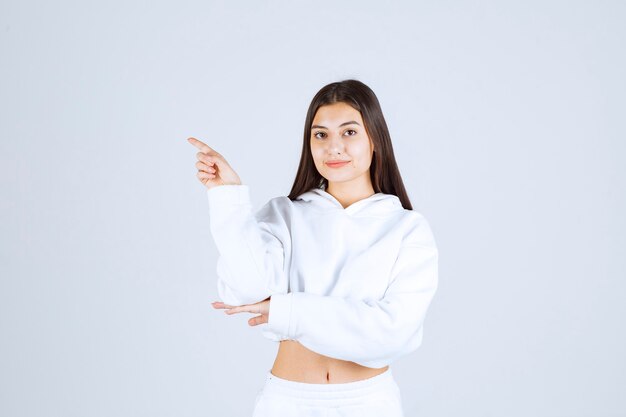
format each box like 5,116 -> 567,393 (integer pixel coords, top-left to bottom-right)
252,368 -> 405,417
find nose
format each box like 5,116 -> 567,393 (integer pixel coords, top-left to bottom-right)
325,132 -> 345,155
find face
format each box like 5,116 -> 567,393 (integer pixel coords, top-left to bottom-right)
310,102 -> 375,188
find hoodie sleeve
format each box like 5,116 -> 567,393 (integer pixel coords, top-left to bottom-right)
206,184 -> 291,307
265,213 -> 438,368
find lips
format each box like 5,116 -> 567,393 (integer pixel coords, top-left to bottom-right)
326,160 -> 350,168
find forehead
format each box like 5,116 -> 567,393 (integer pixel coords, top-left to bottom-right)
312,102 -> 363,126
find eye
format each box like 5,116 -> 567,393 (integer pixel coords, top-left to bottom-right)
313,131 -> 326,139
344,129 -> 357,136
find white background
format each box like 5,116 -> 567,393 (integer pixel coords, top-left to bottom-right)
1,1 -> 624,416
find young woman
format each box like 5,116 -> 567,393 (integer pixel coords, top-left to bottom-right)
188,79 -> 439,417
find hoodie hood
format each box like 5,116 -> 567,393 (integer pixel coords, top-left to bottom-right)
295,187 -> 403,216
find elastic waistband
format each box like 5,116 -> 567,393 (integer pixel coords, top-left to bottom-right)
262,368 -> 396,400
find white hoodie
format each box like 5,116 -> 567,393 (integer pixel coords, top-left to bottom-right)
206,184 -> 438,369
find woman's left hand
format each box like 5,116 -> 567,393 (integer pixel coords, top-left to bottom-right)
211,297 -> 271,326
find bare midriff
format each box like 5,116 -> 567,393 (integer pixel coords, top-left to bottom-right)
270,340 -> 389,384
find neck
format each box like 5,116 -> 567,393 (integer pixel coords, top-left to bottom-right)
326,178 -> 375,209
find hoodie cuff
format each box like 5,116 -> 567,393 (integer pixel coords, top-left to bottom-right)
267,293 -> 294,338
206,184 -> 250,208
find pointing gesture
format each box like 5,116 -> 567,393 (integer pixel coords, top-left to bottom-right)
187,137 -> 242,190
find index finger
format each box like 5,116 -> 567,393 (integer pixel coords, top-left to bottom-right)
212,301 -> 236,308
187,137 -> 215,154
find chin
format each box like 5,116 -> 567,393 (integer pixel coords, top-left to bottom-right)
325,175 -> 357,184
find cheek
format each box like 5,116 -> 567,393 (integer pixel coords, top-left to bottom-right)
310,147 -> 324,164
350,142 -> 370,159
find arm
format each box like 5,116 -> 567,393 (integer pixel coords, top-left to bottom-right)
265,215 -> 438,368
207,184 -> 291,306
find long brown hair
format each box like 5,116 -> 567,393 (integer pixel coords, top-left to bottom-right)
287,79 -> 413,210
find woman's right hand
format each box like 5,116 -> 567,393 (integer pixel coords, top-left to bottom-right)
187,137 -> 242,190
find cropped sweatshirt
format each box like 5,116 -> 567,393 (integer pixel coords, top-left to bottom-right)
206,184 -> 439,369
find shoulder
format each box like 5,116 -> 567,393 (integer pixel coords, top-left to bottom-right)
397,209 -> 437,248
262,195 -> 294,211
255,195 -> 294,222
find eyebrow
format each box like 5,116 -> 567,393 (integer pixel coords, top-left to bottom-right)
311,121 -> 361,129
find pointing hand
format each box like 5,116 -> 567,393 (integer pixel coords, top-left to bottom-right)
187,137 -> 242,190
